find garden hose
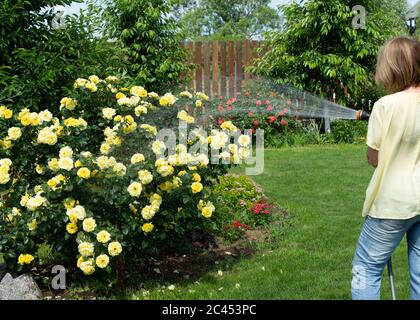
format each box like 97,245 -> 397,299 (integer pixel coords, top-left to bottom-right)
356,110 -> 370,121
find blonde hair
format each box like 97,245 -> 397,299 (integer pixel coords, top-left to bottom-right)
375,37 -> 420,93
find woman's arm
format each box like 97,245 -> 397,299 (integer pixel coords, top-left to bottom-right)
367,147 -> 379,168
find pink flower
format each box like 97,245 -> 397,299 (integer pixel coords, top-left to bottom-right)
218,117 -> 224,125
227,99 -> 232,105
268,116 -> 276,124
266,105 -> 274,111
283,108 -> 289,113
278,111 -> 284,116
253,119 -> 259,127
248,111 -> 254,117
265,100 -> 270,105
256,100 -> 262,106
280,119 -> 287,126
232,97 -> 237,103
218,105 -> 225,112
227,106 -> 232,111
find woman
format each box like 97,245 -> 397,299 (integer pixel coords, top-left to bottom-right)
352,37 -> 420,300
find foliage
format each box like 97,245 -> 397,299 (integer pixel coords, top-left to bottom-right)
213,174 -> 273,241
99,0 -> 192,92
330,120 -> 367,144
175,0 -> 281,40
0,75 -> 256,280
252,0 -> 409,108
0,1 -> 122,112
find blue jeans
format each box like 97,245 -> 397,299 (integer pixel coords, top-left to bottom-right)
352,215 -> 420,300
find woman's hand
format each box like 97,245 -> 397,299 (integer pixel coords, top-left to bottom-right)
367,147 -> 379,168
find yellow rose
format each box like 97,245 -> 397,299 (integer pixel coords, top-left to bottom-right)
79,260 -> 95,275
66,222 -> 78,234
131,153 -> 145,164
95,254 -> 110,269
77,167 -> 91,179
59,146 -> 73,158
88,75 -> 100,84
18,254 -> 34,265
201,206 -> 213,218
67,205 -> 86,220
102,108 -> 116,120
192,173 -> 201,182
108,241 -> 122,257
27,219 -> 38,231
48,158 -> 59,171
7,127 -> 22,140
195,100 -> 203,108
159,93 -> 177,107
127,182 -> 142,197
82,218 -> 97,232
58,157 -> 74,171
96,230 -> 111,243
37,127 -> 57,146
3,109 -> 13,119
85,82 -> 97,92
191,182 -> 203,194
141,223 -> 154,233
115,92 -> 126,100
78,242 -> 94,257
130,86 -> 148,98
138,170 -> 153,185
178,170 -> 187,177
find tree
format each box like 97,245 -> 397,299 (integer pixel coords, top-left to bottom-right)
0,1 -> 122,111
100,0 -> 192,92
178,0 -> 281,40
252,0 -> 410,108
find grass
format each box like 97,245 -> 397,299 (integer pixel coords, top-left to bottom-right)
117,144 -> 410,300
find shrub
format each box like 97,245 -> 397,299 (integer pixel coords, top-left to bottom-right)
331,120 -> 367,144
213,174 -> 274,241
0,75 -> 255,281
0,2 -> 122,112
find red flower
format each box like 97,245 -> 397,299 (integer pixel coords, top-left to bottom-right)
266,105 -> 274,111
253,119 -> 259,127
256,100 -> 262,106
251,128 -> 255,135
248,111 -> 254,117
280,119 -> 287,126
218,117 -> 224,125
268,116 -> 276,124
278,111 -> 284,116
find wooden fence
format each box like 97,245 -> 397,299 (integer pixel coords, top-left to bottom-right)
182,40 -> 265,99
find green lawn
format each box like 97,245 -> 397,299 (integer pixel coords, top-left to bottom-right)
124,144 -> 411,300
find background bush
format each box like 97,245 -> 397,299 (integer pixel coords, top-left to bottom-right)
0,1 -> 123,112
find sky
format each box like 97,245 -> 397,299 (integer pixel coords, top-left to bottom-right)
60,0 -> 419,16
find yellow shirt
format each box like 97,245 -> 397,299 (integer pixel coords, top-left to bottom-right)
363,91 -> 420,219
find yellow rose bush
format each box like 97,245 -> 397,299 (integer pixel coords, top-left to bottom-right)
0,75 -> 247,280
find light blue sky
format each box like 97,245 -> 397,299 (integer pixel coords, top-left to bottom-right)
61,0 -> 419,15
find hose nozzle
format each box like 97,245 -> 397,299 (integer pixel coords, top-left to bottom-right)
356,110 -> 370,121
